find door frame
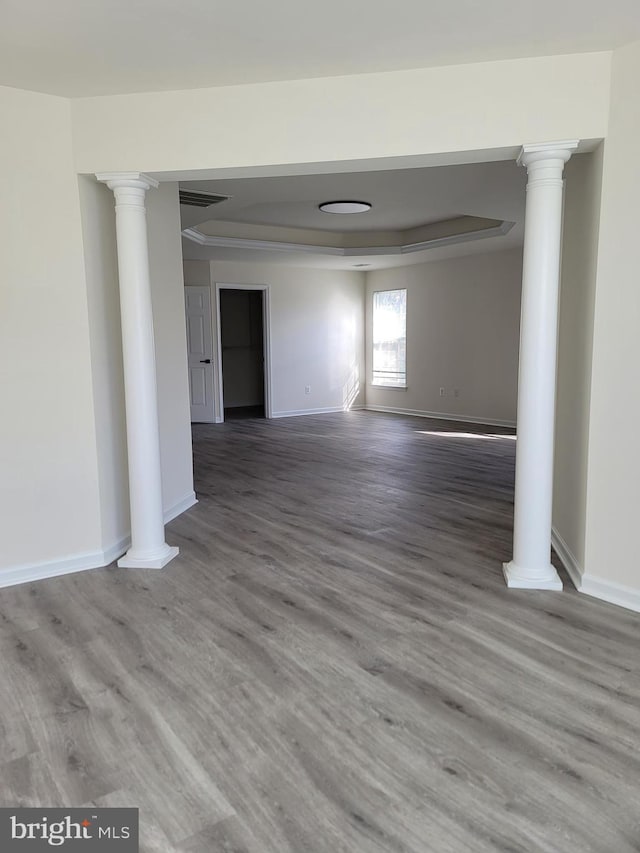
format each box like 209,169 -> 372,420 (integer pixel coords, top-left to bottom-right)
214,282 -> 273,423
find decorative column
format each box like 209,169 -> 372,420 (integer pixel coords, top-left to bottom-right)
96,172 -> 179,569
503,141 -> 578,590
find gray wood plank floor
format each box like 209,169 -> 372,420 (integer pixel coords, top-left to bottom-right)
1,411 -> 639,852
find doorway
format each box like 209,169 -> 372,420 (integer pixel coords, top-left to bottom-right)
215,283 -> 273,422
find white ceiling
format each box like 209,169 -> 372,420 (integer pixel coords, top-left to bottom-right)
2,0 -> 639,97
180,158 -> 528,269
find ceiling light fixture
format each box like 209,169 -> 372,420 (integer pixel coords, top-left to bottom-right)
319,200 -> 372,214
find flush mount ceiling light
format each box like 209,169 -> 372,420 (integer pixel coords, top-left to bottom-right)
319,200 -> 372,214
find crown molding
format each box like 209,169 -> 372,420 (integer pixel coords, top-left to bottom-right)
182,220 -> 515,258
182,229 -> 344,255
400,220 -> 514,254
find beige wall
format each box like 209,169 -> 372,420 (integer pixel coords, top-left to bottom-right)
185,260 -> 365,416
552,148 -> 604,574
78,175 -> 129,550
0,86 -> 102,574
146,183 -> 194,514
70,53 -> 610,175
583,40 -> 640,599
365,249 -> 522,426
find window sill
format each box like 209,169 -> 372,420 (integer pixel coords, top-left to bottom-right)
370,384 -> 408,390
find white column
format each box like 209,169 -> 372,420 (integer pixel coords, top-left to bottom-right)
503,141 -> 578,590
96,172 -> 179,569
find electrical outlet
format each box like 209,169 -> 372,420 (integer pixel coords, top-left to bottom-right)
305,385 -> 311,395
439,387 -> 445,397
453,388 -> 460,398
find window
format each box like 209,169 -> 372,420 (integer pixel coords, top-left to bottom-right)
372,288 -> 407,387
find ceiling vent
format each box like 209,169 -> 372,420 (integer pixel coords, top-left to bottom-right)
179,190 -> 229,208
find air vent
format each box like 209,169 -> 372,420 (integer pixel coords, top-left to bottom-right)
179,190 -> 229,208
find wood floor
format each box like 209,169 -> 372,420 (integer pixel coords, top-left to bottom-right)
1,411 -> 639,852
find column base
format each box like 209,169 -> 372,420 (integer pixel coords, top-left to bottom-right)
502,561 -> 563,591
118,545 -> 179,570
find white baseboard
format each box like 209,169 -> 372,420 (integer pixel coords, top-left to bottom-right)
579,574 -> 640,614
0,547 -> 119,590
164,491 -> 198,524
271,406 -> 363,419
0,491 -> 198,591
550,526 -> 640,613
364,404 -> 516,429
102,536 -> 130,566
550,526 -> 583,591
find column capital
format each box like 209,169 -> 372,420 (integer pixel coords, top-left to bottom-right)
95,172 -> 159,192
517,140 -> 580,169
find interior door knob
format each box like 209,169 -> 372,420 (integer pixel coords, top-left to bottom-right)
199,359 -> 211,364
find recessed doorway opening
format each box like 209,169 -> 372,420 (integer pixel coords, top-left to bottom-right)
215,283 -> 273,423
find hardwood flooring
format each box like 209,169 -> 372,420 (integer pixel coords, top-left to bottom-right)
1,411 -> 639,852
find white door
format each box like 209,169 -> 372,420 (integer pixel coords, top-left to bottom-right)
185,286 -> 216,422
